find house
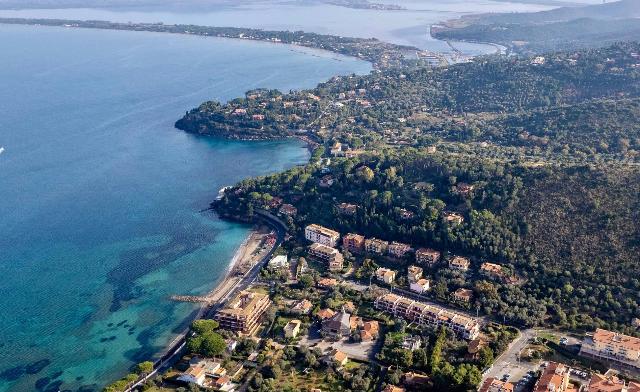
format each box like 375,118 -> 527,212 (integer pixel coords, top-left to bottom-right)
580,329 -> 640,370
317,308 -> 336,320
267,197 -> 283,209
375,293 -> 480,340
337,202 -> 358,216
252,114 -> 265,121
317,278 -> 338,289
279,203 -> 297,217
481,262 -> 503,277
531,56 -> 546,65
214,375 -> 232,390
533,362 -> 571,392
291,299 -> 313,315
330,141 -> 343,156
308,243 -> 344,271
415,248 -> 441,265
268,255 -> 289,269
407,265 -> 423,283
365,238 -> 389,255
343,301 -> 357,313
388,242 -> 411,258
342,233 -> 365,254
455,183 -> 475,195
321,308 -> 352,339
178,358 -> 222,387
319,175 -> 335,188
232,108 -> 247,115
479,378 -> 514,392
376,268 -> 396,284
398,208 -> 415,220
305,224 -> 340,247
443,212 -> 464,225
360,320 -> 379,341
284,319 -> 302,338
326,349 -> 349,367
214,291 -> 271,335
452,288 -> 473,303
403,372 -> 429,388
449,256 -> 470,271
410,278 -> 430,294
402,335 -> 422,351
383,385 -> 405,392
467,338 -> 486,359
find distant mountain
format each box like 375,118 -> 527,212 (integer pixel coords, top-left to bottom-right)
432,0 -> 640,55
480,0 -> 640,24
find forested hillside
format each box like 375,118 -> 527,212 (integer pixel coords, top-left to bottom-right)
214,150 -> 640,332
177,42 -> 640,162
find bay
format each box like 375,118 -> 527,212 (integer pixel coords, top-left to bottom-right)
0,0 -> 558,55
0,23 -> 370,391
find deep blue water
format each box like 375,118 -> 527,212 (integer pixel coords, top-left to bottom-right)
0,24 -> 370,391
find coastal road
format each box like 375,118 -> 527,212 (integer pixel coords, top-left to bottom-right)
125,210 -> 287,391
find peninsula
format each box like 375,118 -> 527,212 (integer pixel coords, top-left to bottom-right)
0,17 -> 437,69
5,4 -> 640,391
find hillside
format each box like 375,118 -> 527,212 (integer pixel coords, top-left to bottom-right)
431,0 -> 640,54
177,42 -> 640,163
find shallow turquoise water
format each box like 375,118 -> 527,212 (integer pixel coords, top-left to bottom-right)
0,24 -> 370,391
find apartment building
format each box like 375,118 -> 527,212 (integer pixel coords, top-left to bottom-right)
580,329 -> 640,370
365,238 -> 389,255
305,224 -> 340,247
374,293 -> 480,340
214,290 -> 271,335
342,233 -> 365,254
388,241 -> 412,258
415,248 -> 441,265
308,243 -> 344,271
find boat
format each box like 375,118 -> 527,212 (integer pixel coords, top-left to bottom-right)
0,147 -> 4,155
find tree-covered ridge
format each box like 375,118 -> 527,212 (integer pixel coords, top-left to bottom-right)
214,149 -> 640,332
177,42 -> 640,162
430,0 -> 640,55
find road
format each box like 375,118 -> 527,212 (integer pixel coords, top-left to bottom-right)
482,328 -> 537,386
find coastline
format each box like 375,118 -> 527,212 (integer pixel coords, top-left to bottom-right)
130,224 -> 274,391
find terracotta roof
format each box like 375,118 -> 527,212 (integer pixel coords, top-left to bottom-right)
479,377 -> 514,392
333,350 -> 348,363
588,373 -> 626,392
317,308 -> 336,320
534,362 -> 570,392
593,328 -> 640,352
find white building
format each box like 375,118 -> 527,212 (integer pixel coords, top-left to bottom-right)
305,224 -> 340,247
268,255 -> 289,269
410,278 -> 430,294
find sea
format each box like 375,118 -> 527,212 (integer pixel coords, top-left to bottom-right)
0,23 -> 370,391
0,0 -> 570,390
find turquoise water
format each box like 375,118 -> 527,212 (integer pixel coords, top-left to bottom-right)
0,24 -> 370,391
